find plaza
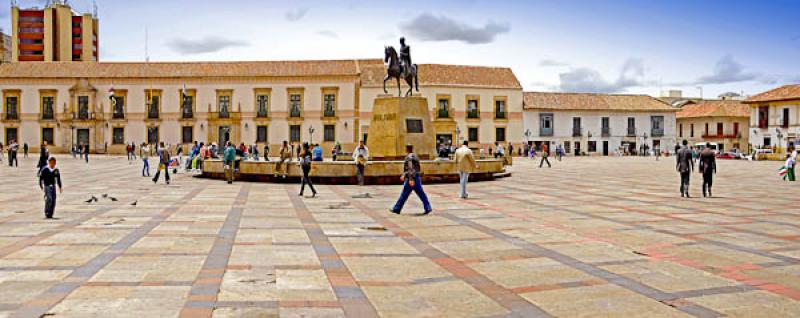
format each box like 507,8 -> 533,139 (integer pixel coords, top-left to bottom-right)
0,156 -> 799,317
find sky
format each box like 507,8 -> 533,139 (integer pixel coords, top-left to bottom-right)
1,0 -> 799,98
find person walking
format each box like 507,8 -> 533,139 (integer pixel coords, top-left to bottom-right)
23,142 -> 29,158
8,140 -> 19,167
141,143 -> 151,177
540,143 -> 552,168
274,141 -> 290,178
353,140 -> 369,186
494,142 -> 505,159
37,141 -> 50,173
223,141 -> 236,184
0,142 -> 4,164
783,154 -> 796,182
390,145 -> 432,215
455,141 -> 478,199
152,142 -> 171,184
38,156 -> 63,219
699,142 -> 717,196
83,144 -> 89,163
676,140 -> 694,198
298,142 -> 317,197
263,143 -> 270,162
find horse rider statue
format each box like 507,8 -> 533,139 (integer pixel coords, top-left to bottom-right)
384,37 -> 419,97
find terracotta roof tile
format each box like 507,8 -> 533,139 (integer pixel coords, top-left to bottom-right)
523,92 -> 675,112
745,84 -> 800,103
676,100 -> 750,118
0,60 -> 378,78
359,64 -> 521,89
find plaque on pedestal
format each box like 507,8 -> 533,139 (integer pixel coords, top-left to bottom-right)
367,96 -> 436,160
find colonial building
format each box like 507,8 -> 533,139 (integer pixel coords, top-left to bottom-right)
10,1 -> 99,62
0,60 -> 523,155
0,32 -> 10,63
676,100 -> 749,152
745,84 -> 800,151
523,92 -> 678,155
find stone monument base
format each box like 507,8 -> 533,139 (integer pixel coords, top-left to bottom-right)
367,96 -> 436,160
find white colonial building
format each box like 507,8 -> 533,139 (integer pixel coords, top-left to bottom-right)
522,92 -> 678,155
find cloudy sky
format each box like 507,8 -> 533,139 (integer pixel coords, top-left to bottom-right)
2,0 -> 799,98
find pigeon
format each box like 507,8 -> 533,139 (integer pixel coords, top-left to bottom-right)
130,201 -> 137,206
102,193 -> 108,198
85,195 -> 99,203
109,197 -> 118,202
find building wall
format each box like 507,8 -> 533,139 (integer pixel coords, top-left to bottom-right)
10,4 -> 98,62
676,116 -> 749,152
0,76 -> 360,155
359,86 -> 524,150
523,110 -> 677,155
748,100 -> 800,150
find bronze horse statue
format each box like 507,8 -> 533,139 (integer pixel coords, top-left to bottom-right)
384,46 -> 419,97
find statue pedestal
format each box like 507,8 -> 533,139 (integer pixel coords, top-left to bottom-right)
367,96 -> 436,160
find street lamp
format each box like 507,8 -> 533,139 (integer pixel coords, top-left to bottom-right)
776,128 -> 784,153
455,126 -> 461,145
309,126 -> 315,144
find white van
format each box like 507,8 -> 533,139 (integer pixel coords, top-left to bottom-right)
695,142 -> 719,152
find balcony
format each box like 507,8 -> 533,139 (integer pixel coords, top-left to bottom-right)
437,108 -> 450,118
42,112 -> 55,120
702,133 -> 739,139
147,110 -> 159,120
324,108 -> 336,118
209,112 -> 241,121
289,109 -> 302,118
572,127 -> 582,137
4,112 -> 19,121
256,109 -> 268,118
540,128 -> 553,137
78,109 -> 89,120
651,129 -> 664,137
626,127 -> 636,137
218,110 -> 230,119
182,109 -> 194,120
467,110 -> 479,119
601,127 -> 610,137
495,112 -> 507,120
112,111 -> 125,120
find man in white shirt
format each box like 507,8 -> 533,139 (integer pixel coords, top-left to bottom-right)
352,141 -> 369,186
455,141 -> 479,199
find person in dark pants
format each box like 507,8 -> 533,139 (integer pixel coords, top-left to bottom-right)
23,142 -> 29,158
298,142 -> 317,197
352,140 -> 369,186
152,142 -> 171,184
38,156 -> 62,219
540,143 -> 551,168
223,141 -> 236,184
37,141 -> 50,173
83,144 -> 89,163
676,140 -> 694,198
390,145 -> 432,215
8,140 -> 18,167
699,142 -> 717,197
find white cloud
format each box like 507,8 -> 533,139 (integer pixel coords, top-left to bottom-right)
558,58 -> 645,93
539,59 -> 570,67
285,8 -> 309,22
166,36 -> 248,55
399,13 -> 510,44
696,55 -> 756,85
316,30 -> 338,39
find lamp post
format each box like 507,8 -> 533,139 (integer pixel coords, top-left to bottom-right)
776,128 -> 784,154
455,126 -> 461,145
309,126 -> 315,144
642,132 -> 649,156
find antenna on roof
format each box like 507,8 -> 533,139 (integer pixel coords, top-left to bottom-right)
145,25 -> 149,63
92,0 -> 98,17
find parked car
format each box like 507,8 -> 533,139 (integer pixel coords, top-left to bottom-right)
716,152 -> 740,160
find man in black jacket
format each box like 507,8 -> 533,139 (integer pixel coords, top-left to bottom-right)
37,141 -> 50,172
390,145 -> 432,215
699,143 -> 717,197
39,157 -> 63,219
676,140 -> 694,198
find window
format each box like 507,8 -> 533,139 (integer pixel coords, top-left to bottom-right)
733,122 -> 739,137
705,123 -> 709,136
690,124 -> 694,137
112,127 -> 124,144
256,95 -> 269,118
467,99 -> 479,119
182,94 -> 193,119
42,128 -> 54,145
572,117 -> 582,136
323,94 -> 336,117
563,141 -> 571,154
147,94 -> 160,119
257,125 -> 268,142
42,96 -> 55,120
540,113 -> 553,136
182,126 -> 193,144
468,127 -> 479,142
112,95 -> 125,119
290,125 -> 301,143
494,99 -> 507,119
783,108 -> 790,128
495,127 -> 506,142
147,127 -> 159,144
602,117 -> 610,136
289,94 -> 302,117
679,124 -> 683,138
627,117 -> 636,136
651,116 -> 664,137
758,106 -> 769,128
78,96 -> 89,120
588,141 -> 597,152
218,95 -> 230,118
324,125 -> 335,142
437,98 -> 450,118
716,123 -> 723,136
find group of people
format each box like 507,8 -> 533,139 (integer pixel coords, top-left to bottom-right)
0,140 -> 27,167
675,140 -> 717,198
71,144 -> 90,163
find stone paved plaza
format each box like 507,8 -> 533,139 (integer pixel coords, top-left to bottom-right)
1,155 -> 799,317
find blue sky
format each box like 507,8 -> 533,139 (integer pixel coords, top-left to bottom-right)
2,0 -> 798,98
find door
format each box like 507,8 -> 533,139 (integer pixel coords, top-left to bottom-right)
147,127 -> 159,145
5,128 -> 17,145
218,126 -> 231,148
77,129 -> 90,147
602,141 -> 609,156
574,141 -> 581,156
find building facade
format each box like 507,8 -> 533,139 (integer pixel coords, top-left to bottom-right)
0,32 -> 10,63
0,60 -> 523,155
523,92 -> 678,155
676,100 -> 749,152
745,84 -> 800,152
10,1 -> 98,62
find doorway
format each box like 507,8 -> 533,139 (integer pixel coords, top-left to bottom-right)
147,127 -> 159,145
218,126 -> 231,149
602,141 -> 609,156
5,128 -> 17,145
77,129 -> 89,147
574,141 -> 581,156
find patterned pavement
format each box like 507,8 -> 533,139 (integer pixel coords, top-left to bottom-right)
0,155 -> 799,317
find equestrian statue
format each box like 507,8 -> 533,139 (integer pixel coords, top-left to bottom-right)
384,37 -> 419,97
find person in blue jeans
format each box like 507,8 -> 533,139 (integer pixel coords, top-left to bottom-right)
390,145 -> 432,215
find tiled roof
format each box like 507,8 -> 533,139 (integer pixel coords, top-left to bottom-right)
523,92 -> 675,112
745,84 -> 800,103
0,60 -> 378,78
359,63 -> 521,89
676,100 -> 750,118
